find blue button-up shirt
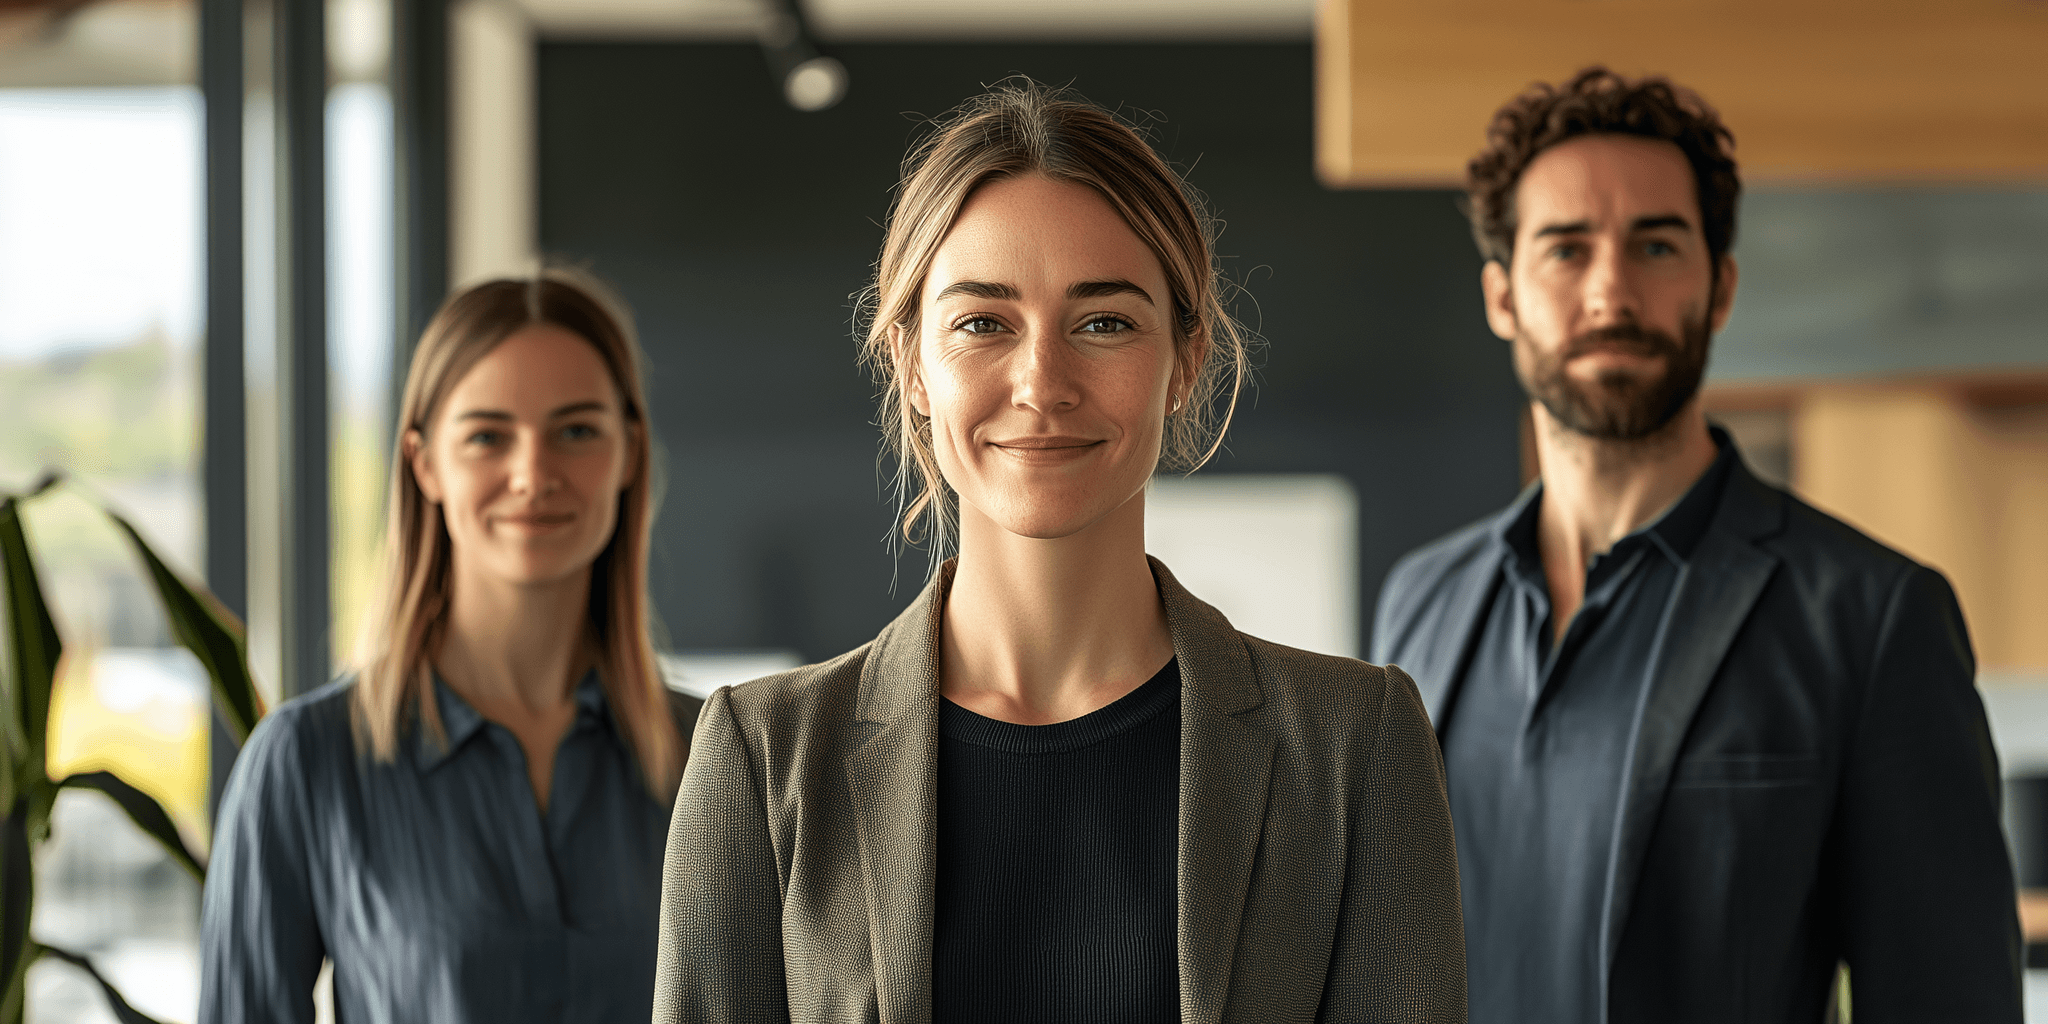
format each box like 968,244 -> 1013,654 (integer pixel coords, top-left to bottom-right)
1443,441 -> 1733,1024
200,673 -> 675,1023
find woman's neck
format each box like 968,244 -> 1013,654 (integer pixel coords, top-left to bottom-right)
940,490 -> 1173,726
435,560 -> 593,715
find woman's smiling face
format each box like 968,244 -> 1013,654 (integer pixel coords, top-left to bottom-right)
409,324 -> 636,588
909,173 -> 1185,541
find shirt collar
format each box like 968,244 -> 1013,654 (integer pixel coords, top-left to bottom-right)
1493,425 -> 1739,576
413,669 -> 613,772
572,670 -> 613,728
1640,428 -> 1736,564
1492,479 -> 1546,592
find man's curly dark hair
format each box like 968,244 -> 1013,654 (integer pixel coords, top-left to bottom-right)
1465,67 -> 1740,276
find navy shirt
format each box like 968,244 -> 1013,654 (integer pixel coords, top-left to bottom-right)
199,673 -> 676,1023
1443,443 -> 1732,1024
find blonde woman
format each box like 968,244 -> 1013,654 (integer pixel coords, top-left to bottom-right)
655,82 -> 1465,1023
201,272 -> 696,1023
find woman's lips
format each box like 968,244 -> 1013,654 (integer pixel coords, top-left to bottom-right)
496,512 -> 575,532
991,435 -> 1097,449
988,436 -> 1104,464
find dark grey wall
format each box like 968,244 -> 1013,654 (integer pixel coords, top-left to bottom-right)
536,41 -> 1524,662
1715,190 -> 2048,382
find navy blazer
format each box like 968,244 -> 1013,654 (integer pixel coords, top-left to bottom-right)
1372,447 -> 2023,1023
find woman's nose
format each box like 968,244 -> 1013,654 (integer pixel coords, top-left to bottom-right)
507,434 -> 558,496
1010,326 -> 1080,412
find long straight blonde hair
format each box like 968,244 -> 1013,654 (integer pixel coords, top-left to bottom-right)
352,269 -> 682,796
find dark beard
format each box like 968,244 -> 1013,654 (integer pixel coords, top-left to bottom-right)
1517,315 -> 1710,441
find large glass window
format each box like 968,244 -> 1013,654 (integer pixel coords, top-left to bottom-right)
0,83 -> 207,1023
328,77 -> 394,674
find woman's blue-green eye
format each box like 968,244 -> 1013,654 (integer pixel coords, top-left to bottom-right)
466,429 -> 503,447
561,423 -> 599,441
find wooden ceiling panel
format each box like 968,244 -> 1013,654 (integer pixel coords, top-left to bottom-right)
1316,0 -> 2048,186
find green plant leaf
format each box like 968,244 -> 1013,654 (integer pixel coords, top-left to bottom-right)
37,943 -> 174,1024
0,510 -> 11,821
0,802 -> 31,1024
58,772 -> 203,880
0,497 -> 59,783
98,506 -> 265,743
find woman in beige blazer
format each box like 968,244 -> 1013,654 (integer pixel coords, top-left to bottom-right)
655,80 -> 1464,1024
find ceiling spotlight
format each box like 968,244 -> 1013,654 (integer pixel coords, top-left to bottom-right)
784,56 -> 848,113
759,1 -> 847,113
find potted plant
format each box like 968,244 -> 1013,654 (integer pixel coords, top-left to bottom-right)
2,473 -> 265,1024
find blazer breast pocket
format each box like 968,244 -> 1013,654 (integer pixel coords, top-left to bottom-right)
1670,753 -> 1819,790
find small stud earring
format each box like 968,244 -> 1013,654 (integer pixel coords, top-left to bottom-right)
1171,394 -> 1184,414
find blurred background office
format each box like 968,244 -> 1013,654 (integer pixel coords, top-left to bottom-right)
0,0 -> 2040,1020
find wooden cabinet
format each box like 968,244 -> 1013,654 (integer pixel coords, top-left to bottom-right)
1706,375 -> 2048,672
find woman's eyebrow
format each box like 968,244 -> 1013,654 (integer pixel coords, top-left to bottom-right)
452,400 -> 608,422
932,278 -> 1155,304
1068,279 -> 1154,305
933,280 -> 1019,302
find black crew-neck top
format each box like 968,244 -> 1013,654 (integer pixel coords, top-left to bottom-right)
931,658 -> 1182,1024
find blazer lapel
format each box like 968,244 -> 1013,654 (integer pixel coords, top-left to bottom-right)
846,565 -> 949,1024
1153,559 -> 1277,1024
1598,464 -> 1784,1001
1417,563 -> 1502,729
1400,492 -> 1529,730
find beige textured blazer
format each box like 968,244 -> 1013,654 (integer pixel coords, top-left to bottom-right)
654,558 -> 1465,1023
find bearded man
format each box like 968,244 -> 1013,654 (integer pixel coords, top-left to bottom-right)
1372,68 -> 2022,1023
